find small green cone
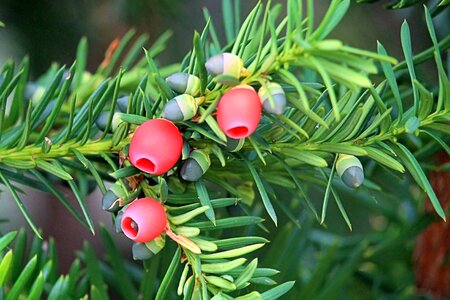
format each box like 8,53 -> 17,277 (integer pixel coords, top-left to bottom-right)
205,53 -> 244,85
103,182 -> 127,212
132,242 -> 153,260
258,82 -> 287,115
226,137 -> 245,152
115,210 -> 124,233
336,154 -> 364,188
162,94 -> 198,121
95,112 -> 123,132
180,149 -> 211,182
166,72 -> 201,96
180,159 -> 203,182
205,54 -> 224,77
117,96 -> 129,112
102,190 -> 121,213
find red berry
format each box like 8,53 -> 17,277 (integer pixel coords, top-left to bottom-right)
217,85 -> 261,139
129,118 -> 183,175
121,198 -> 167,243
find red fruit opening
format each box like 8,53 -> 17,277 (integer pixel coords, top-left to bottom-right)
136,158 -> 156,174
226,126 -> 249,138
122,217 -> 139,238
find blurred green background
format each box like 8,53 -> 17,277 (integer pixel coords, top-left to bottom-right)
1,0 -> 448,77
0,1 -> 448,298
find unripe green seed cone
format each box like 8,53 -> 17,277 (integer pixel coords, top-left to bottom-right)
103,182 -> 127,212
162,94 -> 198,121
166,72 -> 201,96
117,96 -> 129,112
205,53 -> 244,85
180,150 -> 211,181
102,190 -> 121,213
226,137 -> 245,152
95,112 -> 123,132
115,210 -> 124,233
258,82 -> 287,115
336,154 -> 364,188
180,159 -> 203,182
132,242 -> 153,260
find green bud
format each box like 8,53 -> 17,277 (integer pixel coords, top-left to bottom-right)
115,210 -> 124,233
336,154 -> 364,188
102,190 -> 121,213
226,137 -> 245,152
180,149 -> 211,182
102,182 -> 127,212
145,235 -> 166,254
132,242 -> 153,260
162,94 -> 198,121
258,82 -> 286,115
95,111 -> 123,132
205,53 -> 245,86
117,95 -> 129,112
166,72 -> 201,96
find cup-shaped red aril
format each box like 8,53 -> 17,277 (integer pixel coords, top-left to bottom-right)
121,198 -> 167,243
217,85 -> 261,139
129,118 -> 183,175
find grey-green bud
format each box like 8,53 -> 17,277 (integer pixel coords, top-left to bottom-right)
336,154 -> 364,188
95,111 -> 123,132
115,210 -> 124,233
102,190 -> 121,213
117,96 -> 129,112
103,182 -> 127,212
205,53 -> 245,86
226,137 -> 245,152
166,72 -> 201,96
258,82 -> 286,115
180,150 -> 211,182
162,94 -> 198,122
132,242 -> 153,260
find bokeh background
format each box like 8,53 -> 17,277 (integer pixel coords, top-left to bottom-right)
0,0 -> 448,292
